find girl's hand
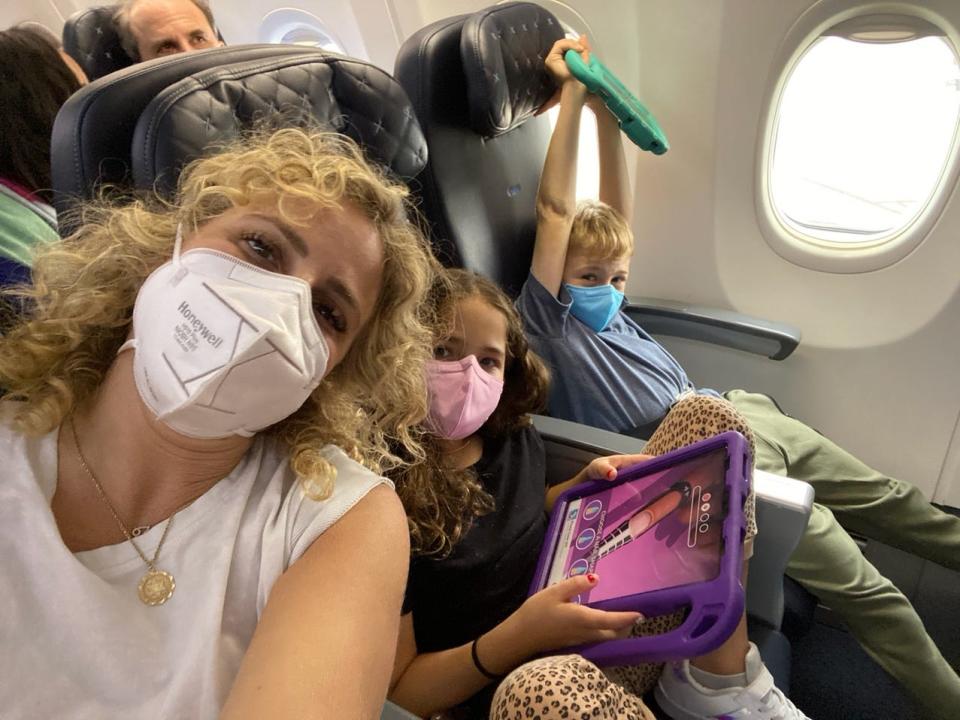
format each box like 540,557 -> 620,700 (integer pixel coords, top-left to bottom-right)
537,36 -> 592,115
513,574 -> 642,654
584,452 -> 655,482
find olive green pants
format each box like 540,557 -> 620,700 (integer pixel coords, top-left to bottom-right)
727,390 -> 960,720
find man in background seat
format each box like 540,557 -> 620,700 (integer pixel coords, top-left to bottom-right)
113,0 -> 222,62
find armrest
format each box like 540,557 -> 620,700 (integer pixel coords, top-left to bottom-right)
531,415 -> 814,630
381,701 -> 421,720
532,415 -> 647,486
746,470 -> 814,629
624,297 -> 801,361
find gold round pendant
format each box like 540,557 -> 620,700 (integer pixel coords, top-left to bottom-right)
138,569 -> 175,606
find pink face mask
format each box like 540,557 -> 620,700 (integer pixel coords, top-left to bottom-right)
425,355 -> 505,440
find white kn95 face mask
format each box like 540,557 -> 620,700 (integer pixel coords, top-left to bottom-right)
122,225 -> 330,439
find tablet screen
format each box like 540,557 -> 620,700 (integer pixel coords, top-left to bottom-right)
545,448 -> 729,603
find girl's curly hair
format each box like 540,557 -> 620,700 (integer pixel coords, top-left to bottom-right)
0,127 -> 439,498
394,269 -> 551,557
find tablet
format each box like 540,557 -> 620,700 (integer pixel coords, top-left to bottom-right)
565,49 -> 669,155
529,431 -> 750,666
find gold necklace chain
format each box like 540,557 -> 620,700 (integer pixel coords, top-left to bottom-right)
69,417 -> 178,606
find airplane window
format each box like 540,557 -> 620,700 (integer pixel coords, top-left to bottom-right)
279,27 -> 343,51
258,9 -> 346,53
770,29 -> 960,248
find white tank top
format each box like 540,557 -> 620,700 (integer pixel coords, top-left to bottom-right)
0,401 -> 389,719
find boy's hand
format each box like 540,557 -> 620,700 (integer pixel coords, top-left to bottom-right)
514,574 -> 642,654
584,453 -> 655,482
537,36 -> 591,115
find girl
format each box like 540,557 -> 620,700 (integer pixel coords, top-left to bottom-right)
388,269 -> 807,720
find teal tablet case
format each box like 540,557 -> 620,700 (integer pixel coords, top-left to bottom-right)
565,50 -> 669,155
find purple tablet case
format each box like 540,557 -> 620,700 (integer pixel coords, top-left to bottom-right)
529,431 -> 751,666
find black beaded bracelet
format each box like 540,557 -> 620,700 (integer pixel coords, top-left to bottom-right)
470,636 -> 504,680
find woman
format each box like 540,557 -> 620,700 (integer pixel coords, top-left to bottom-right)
0,24 -> 87,282
0,126 -> 437,719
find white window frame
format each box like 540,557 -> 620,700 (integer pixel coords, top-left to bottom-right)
755,1 -> 960,273
258,8 -> 347,54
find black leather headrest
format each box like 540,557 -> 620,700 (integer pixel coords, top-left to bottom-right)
460,2 -> 563,138
61,6 -> 135,81
131,52 -> 427,197
395,10 -> 556,298
51,45 -> 323,228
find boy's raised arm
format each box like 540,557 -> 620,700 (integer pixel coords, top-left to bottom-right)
593,94 -> 633,223
532,38 -> 589,297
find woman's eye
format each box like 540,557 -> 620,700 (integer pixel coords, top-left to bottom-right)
581,274 -> 597,281
479,357 -> 499,369
240,232 -> 279,264
314,302 -> 347,334
433,345 -> 451,359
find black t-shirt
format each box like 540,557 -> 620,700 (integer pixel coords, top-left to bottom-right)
404,424 -> 548,655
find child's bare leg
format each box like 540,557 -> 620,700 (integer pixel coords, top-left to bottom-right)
689,560 -> 751,676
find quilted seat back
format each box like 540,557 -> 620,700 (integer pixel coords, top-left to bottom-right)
61,5 -> 134,81
132,51 -> 427,197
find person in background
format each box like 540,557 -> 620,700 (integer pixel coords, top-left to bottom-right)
114,0 -> 223,62
0,126 -> 438,719
517,36 -> 960,720
0,24 -> 87,284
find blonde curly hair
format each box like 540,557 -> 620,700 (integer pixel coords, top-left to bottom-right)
0,127 -> 439,499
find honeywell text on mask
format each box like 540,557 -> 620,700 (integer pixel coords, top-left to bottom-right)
175,301 -> 224,352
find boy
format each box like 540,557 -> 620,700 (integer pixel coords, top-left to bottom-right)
517,37 -> 960,720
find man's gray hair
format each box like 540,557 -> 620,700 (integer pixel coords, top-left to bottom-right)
113,0 -> 217,60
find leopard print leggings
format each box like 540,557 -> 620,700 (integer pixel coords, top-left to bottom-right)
489,394 -> 757,720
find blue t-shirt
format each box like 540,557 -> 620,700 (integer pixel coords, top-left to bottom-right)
516,273 -> 717,434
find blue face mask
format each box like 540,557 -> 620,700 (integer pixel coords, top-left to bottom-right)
564,283 -> 625,332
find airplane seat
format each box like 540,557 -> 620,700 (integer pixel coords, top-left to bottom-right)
395,2 -> 814,704
61,6 -> 136,82
51,45 -> 337,236
394,2 -> 563,297
128,51 -> 427,198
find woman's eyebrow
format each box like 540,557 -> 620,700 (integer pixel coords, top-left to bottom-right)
325,278 -> 360,316
249,213 -> 308,257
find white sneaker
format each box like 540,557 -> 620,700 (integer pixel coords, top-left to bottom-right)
654,643 -> 811,720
